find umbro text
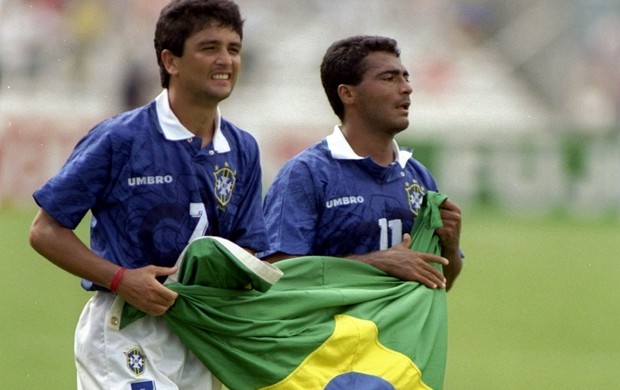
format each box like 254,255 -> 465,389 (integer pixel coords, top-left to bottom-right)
326,196 -> 364,208
128,175 -> 173,186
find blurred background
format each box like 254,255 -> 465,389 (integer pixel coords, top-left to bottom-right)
1,1 -> 620,389
1,0 -> 619,215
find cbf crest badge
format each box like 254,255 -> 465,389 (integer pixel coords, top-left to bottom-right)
213,162 -> 236,208
405,180 -> 425,215
125,347 -> 146,376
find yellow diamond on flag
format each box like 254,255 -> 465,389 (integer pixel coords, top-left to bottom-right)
261,314 -> 431,390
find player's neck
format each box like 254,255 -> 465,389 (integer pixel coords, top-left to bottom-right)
341,124 -> 396,167
168,89 -> 218,146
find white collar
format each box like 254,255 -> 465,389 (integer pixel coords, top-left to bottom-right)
155,90 -> 231,152
325,126 -> 411,168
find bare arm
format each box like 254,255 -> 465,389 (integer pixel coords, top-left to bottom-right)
346,234 -> 448,289
29,208 -> 178,316
435,199 -> 463,291
262,234 -> 448,289
263,252 -> 296,263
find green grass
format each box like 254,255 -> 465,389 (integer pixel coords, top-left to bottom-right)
0,207 -> 92,390
1,206 -> 619,389
444,209 -> 620,389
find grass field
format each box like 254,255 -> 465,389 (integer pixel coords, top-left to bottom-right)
1,206 -> 619,389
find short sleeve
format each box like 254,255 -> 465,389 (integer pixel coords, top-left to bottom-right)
33,125 -> 114,229
260,159 -> 319,258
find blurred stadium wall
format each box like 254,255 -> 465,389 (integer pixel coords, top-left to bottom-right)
1,0 -> 619,217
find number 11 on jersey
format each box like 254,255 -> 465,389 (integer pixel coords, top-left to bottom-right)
378,218 -> 402,250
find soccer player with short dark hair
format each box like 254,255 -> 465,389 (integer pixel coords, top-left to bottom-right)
261,35 -> 463,291
29,1 -> 267,388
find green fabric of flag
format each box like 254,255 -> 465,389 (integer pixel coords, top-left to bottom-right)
121,191 -> 449,389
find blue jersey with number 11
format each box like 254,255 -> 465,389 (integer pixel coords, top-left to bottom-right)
261,127 -> 438,258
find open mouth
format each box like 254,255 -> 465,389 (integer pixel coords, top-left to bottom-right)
212,73 -> 230,80
398,101 -> 411,112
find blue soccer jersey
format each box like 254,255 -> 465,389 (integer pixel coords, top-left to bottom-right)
260,126 -> 438,258
34,90 -> 268,290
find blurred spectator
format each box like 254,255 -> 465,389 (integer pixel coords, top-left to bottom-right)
574,12 -> 620,130
121,60 -> 158,110
455,2 -> 498,43
66,0 -> 108,83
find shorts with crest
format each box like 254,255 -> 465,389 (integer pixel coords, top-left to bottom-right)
75,292 -> 218,390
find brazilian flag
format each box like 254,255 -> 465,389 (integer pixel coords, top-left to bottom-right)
121,192 -> 449,389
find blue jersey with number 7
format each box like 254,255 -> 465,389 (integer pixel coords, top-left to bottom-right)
34,92 -> 268,290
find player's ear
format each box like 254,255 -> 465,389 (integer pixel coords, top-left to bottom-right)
338,85 -> 355,104
161,49 -> 178,77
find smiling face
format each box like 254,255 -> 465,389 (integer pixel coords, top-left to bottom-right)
164,23 -> 242,105
349,51 -> 412,135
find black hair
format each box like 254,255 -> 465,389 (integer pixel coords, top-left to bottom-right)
320,35 -> 400,121
154,0 -> 244,88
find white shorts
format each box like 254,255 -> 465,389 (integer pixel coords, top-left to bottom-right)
75,292 -> 218,390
